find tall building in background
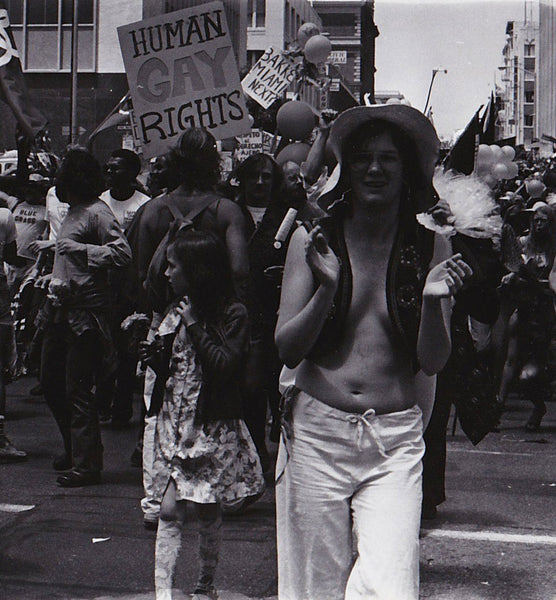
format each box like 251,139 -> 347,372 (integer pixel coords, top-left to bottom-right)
537,0 -> 556,155
310,0 -> 362,98
246,0 -> 321,70
142,0 -> 248,70
497,15 -> 539,148
0,0 -> 142,158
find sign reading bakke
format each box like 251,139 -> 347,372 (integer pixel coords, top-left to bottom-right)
118,2 -> 251,158
241,47 -> 297,109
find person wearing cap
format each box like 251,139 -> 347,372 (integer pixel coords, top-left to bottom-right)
274,104 -> 473,600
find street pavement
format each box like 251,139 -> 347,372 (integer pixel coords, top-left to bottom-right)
1,377 -> 555,600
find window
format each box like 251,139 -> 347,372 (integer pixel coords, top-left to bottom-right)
524,114 -> 534,127
6,0 -> 24,24
524,43 -> 535,57
248,0 -> 265,28
28,0 -> 58,24
525,90 -> 534,103
8,0 -> 97,72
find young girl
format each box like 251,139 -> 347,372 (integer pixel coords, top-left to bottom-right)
147,224 -> 264,600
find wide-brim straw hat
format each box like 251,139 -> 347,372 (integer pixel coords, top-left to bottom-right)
318,104 -> 440,212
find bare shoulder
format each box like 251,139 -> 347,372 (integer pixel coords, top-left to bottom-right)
214,196 -> 243,223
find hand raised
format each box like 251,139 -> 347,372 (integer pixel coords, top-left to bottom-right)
176,297 -> 198,327
305,226 -> 340,290
423,253 -> 473,299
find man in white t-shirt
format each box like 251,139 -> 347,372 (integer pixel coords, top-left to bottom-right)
100,149 -> 149,230
98,149 -> 149,427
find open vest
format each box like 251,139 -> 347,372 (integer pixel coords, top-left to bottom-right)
307,194 -> 435,372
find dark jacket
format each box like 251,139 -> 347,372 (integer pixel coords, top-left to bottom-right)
148,300 -> 250,423
188,300 -> 250,422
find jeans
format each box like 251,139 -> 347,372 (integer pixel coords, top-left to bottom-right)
41,322 -> 103,474
276,391 -> 424,600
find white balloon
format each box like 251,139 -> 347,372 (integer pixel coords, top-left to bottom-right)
476,144 -> 494,167
501,146 -> 516,162
492,162 -> 509,180
490,144 -> 503,162
506,162 -> 519,178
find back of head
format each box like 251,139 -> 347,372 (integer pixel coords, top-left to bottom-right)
170,128 -> 221,192
55,148 -> 103,204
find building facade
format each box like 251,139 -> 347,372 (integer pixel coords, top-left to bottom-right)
310,0 -> 362,99
247,0 -> 321,69
537,0 -> 556,155
497,17 -> 539,147
0,0 -> 142,159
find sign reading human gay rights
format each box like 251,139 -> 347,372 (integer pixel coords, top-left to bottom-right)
118,2 -> 251,158
242,47 -> 297,109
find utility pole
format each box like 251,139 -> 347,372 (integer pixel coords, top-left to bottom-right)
360,0 -> 379,105
69,0 -> 79,145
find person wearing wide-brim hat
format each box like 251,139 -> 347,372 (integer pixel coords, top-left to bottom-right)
274,104 -> 473,600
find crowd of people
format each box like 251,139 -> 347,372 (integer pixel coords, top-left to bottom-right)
1,104 -> 555,599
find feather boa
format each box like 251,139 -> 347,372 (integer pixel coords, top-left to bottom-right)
417,168 -> 503,242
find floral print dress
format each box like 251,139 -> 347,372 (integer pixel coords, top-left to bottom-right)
152,308 -> 264,505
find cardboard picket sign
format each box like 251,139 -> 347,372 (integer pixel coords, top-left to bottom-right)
118,2 -> 251,159
234,128 -> 280,163
242,47 -> 297,109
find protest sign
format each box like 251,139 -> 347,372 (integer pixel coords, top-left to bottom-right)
242,47 -> 297,109
234,128 -> 280,163
118,2 -> 251,158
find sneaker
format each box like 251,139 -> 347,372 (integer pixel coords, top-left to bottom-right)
29,383 -> 43,396
191,588 -> 218,600
98,410 -> 112,424
0,435 -> 28,463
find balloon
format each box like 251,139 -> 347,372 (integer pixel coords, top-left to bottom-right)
303,34 -> 332,64
276,101 -> 316,141
490,144 -> 503,162
492,162 -> 509,180
506,162 -> 519,178
526,179 -> 546,198
276,142 -> 311,166
501,146 -> 516,161
482,174 -> 497,188
475,163 -> 491,177
297,22 -> 320,48
248,114 -> 255,128
476,144 -> 494,167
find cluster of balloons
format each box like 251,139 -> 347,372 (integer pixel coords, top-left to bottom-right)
475,143 -> 519,186
297,22 -> 331,65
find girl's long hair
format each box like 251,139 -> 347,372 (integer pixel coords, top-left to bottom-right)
167,224 -> 235,319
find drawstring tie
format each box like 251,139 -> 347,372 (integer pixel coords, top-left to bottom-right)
347,409 -> 388,456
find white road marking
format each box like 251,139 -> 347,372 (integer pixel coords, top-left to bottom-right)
423,528 -> 556,545
0,503 -> 35,513
448,448 -> 556,458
